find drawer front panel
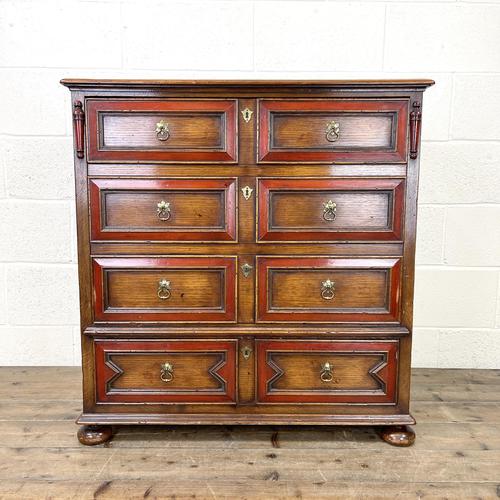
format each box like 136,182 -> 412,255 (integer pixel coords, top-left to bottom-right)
256,340 -> 398,404
93,257 -> 237,322
257,257 -> 401,323
90,178 -> 237,242
258,100 -> 408,163
257,178 -> 404,242
86,100 -> 237,163
95,339 -> 237,403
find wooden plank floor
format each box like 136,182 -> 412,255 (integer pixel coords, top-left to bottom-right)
0,368 -> 499,499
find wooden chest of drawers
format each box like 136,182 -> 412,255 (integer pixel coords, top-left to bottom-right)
61,79 -> 433,447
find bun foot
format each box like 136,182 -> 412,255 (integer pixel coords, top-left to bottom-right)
378,425 -> 415,447
77,425 -> 113,446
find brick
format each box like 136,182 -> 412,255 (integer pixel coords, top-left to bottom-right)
421,74 -> 452,141
6,264 -> 79,325
419,142 -> 500,204
0,69 -> 69,135
412,328 -> 439,368
497,284 -> 500,329
123,1 -> 253,70
0,326 -> 74,365
0,144 -> 5,199
415,206 -> 445,265
0,265 -> 6,325
445,206 -> 500,266
73,326 -> 82,366
0,1 -> 121,68
255,2 -> 384,71
3,137 -> 74,199
385,4 -> 500,72
452,75 -> 500,140
437,329 -> 500,369
414,268 -> 498,328
0,200 -> 72,262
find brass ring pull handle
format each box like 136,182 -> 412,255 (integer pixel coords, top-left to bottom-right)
160,362 -> 174,383
320,362 -> 334,382
155,120 -> 170,141
157,279 -> 171,300
325,120 -> 340,142
157,200 -> 171,221
321,279 -> 335,300
323,200 -> 337,221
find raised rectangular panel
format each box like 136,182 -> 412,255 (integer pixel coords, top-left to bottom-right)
257,178 -> 404,242
93,257 -> 237,323
89,178 -> 237,242
95,339 -> 237,403
256,339 -> 398,404
86,99 -> 238,163
258,99 -> 408,163
257,257 -> 402,323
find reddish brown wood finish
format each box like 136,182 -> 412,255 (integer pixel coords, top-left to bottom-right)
89,178 -> 237,242
95,339 -> 237,403
61,79 -> 433,443
77,425 -> 113,446
409,102 -> 422,160
256,257 -> 402,323
378,425 -> 416,446
62,79 -> 435,90
258,100 -> 408,163
256,339 -> 398,404
72,101 -> 85,159
92,257 -> 237,322
86,100 -> 238,163
257,178 -> 405,242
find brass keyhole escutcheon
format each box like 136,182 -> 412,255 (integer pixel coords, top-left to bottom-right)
241,186 -> 253,200
241,346 -> 252,360
241,108 -> 253,123
241,263 -> 253,278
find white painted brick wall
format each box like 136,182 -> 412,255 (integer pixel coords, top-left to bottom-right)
0,0 -> 499,367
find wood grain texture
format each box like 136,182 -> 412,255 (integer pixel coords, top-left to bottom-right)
61,80 -> 432,438
257,178 -> 404,242
92,257 -> 237,323
1,366 -> 499,500
95,339 -> 237,403
89,178 -> 237,242
86,99 -> 238,163
256,257 -> 402,323
61,78 -> 435,89
256,340 -> 398,404
258,100 -> 408,163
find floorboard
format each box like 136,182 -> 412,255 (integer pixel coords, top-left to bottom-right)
0,367 -> 499,499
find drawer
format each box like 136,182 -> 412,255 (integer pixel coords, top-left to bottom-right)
86,99 -> 237,163
90,178 -> 237,242
95,339 -> 237,403
258,99 -> 408,163
93,257 -> 237,322
256,340 -> 398,404
257,257 -> 401,323
257,178 -> 404,242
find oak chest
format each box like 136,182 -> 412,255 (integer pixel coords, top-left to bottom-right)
61,79 -> 433,446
